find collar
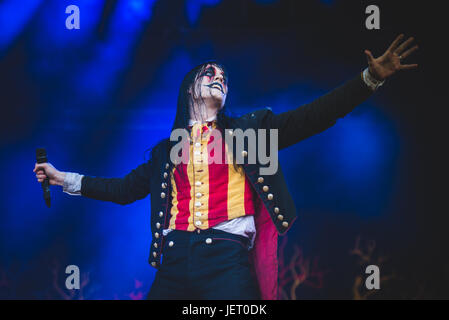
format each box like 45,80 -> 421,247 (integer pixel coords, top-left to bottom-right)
188,115 -> 217,126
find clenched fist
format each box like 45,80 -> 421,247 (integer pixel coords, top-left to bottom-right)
33,162 -> 65,186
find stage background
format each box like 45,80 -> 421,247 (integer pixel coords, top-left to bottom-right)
0,0 -> 446,299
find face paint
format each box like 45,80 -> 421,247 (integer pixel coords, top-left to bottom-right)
199,65 -> 228,94
188,63 -> 228,116
201,66 -> 216,82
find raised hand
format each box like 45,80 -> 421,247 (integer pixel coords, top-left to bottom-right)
364,34 -> 418,81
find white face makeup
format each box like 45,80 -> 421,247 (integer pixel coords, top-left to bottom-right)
192,64 -> 228,109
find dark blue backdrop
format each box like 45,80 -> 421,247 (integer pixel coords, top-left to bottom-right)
0,0 -> 445,299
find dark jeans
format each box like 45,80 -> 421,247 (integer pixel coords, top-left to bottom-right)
146,228 -> 260,300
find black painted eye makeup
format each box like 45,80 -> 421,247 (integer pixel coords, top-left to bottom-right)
201,67 -> 215,78
200,65 -> 227,88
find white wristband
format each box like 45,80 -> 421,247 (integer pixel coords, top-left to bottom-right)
362,68 -> 385,91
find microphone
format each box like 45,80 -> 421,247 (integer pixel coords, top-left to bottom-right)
36,148 -> 51,208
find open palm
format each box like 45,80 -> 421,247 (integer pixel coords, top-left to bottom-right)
365,34 -> 418,81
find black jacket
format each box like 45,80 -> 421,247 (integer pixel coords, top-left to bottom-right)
80,73 -> 374,268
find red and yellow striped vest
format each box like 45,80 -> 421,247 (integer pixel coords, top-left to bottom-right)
169,121 -> 256,231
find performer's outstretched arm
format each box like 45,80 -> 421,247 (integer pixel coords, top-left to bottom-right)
34,161 -> 152,205
80,161 -> 152,205
266,34 -> 418,150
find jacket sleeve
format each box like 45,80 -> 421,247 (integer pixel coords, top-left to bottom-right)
266,73 -> 374,150
80,160 -> 152,205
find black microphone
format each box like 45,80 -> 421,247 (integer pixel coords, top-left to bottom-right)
36,148 -> 51,208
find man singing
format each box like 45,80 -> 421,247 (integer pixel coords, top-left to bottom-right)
33,35 -> 418,300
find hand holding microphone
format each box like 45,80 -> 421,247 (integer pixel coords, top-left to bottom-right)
34,148 -> 66,207
33,162 -> 65,185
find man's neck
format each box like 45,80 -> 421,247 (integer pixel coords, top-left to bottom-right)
189,113 -> 217,126
189,104 -> 219,124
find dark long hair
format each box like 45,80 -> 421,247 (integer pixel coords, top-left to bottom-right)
145,61 -> 224,160
170,60 -> 231,133
167,61 -> 243,174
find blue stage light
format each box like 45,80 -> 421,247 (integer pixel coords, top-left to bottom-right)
0,0 -> 42,52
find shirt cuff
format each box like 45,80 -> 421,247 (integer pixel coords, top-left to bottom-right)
362,67 -> 385,91
63,172 -> 84,196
